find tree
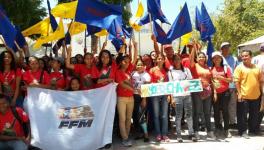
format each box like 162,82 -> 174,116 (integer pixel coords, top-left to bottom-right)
213,0 -> 264,53
0,0 -> 46,30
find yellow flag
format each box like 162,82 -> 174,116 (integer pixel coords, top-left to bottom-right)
129,19 -> 142,32
181,32 -> 192,46
135,0 -> 144,18
22,18 -> 50,37
68,22 -> 86,36
34,19 -> 65,49
51,1 -> 77,19
95,29 -> 108,37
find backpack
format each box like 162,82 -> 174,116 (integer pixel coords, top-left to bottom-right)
10,107 -> 30,137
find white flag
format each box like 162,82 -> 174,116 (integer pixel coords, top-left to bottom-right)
25,84 -> 117,150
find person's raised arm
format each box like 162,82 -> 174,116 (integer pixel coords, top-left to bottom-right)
131,41 -> 138,65
151,34 -> 160,55
65,46 -> 74,70
189,42 -> 197,68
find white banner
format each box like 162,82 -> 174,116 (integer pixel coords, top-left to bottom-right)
25,84 -> 117,150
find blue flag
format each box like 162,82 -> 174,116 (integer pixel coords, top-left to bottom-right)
108,16 -> 124,40
200,2 -> 216,41
153,21 -> 171,44
75,0 -> 122,29
47,0 -> 58,31
167,3 -> 192,41
52,31 -> 71,53
195,6 -> 202,32
122,25 -> 132,39
207,38 -> 214,66
12,26 -> 26,52
111,38 -> 123,52
0,8 -> 16,48
86,25 -> 102,36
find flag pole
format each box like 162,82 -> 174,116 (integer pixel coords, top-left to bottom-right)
148,13 -> 153,33
84,30 -> 87,54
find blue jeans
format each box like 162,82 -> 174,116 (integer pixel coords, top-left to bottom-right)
173,95 -> 194,135
151,96 -> 168,136
0,140 -> 27,150
193,93 -> 212,132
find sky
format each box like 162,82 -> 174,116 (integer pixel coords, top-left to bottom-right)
47,0 -> 224,23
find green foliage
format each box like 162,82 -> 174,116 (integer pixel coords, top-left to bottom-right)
213,0 -> 264,53
0,0 -> 46,30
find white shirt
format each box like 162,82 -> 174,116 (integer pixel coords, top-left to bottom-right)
132,71 -> 151,94
252,54 -> 264,92
168,68 -> 193,97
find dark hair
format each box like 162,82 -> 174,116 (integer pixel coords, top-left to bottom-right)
156,54 -> 169,71
0,93 -> 10,102
172,54 -> 184,72
0,51 -> 16,72
195,52 -> 207,63
68,77 -> 81,91
116,54 -> 129,68
241,50 -> 252,56
211,56 -> 224,68
84,53 -> 93,59
97,50 -> 112,71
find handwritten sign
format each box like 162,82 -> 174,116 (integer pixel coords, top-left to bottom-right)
141,79 -> 203,97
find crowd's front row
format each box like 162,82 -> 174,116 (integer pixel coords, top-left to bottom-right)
0,40 -> 263,150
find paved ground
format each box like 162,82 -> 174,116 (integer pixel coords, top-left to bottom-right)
106,121 -> 264,150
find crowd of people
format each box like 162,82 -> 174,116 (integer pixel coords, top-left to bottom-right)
0,36 -> 263,150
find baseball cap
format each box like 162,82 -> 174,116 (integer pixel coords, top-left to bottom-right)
211,51 -> 223,58
220,42 -> 231,49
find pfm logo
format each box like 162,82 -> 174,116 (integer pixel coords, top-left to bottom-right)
57,105 -> 94,129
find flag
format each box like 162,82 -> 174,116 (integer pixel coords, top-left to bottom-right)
47,0 -> 58,31
180,32 -> 192,46
51,1 -> 77,19
167,3 -> 192,41
12,26 -> 26,52
68,22 -> 86,36
129,19 -> 142,32
0,8 -> 16,48
34,19 -> 65,49
200,2 -> 216,41
75,0 -> 122,29
122,25 -> 132,38
22,18 -> 50,37
153,21 -> 171,44
129,0 -> 144,31
52,31 -> 71,53
207,38 -> 214,66
86,25 -> 102,37
147,0 -> 170,24
135,0 -> 144,18
95,29 -> 108,37
195,6 -> 202,32
108,16 -> 124,40
111,38 -> 123,52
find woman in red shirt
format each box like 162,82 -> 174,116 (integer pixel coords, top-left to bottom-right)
66,46 -> 94,90
149,54 -> 170,142
0,51 -> 22,106
210,51 -> 232,138
190,43 -> 216,140
92,49 -> 116,88
49,58 -> 66,90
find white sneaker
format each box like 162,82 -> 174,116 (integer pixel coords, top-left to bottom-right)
122,139 -> 132,147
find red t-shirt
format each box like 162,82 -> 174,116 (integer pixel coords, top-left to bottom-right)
49,71 -> 66,90
74,64 -> 94,90
165,58 -> 173,70
0,107 -> 29,137
92,62 -> 117,88
22,70 -> 50,86
211,66 -> 232,93
115,63 -> 134,97
181,57 -> 191,69
149,66 -> 168,83
190,63 -> 212,88
0,69 -> 22,97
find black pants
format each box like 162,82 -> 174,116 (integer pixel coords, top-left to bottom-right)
213,90 -> 230,130
237,99 -> 260,135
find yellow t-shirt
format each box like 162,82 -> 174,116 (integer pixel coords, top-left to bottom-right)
234,64 -> 261,100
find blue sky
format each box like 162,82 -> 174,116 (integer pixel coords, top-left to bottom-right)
47,0 -> 224,22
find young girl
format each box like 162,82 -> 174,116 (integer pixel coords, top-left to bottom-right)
0,51 -> 22,107
189,43 -> 216,140
168,54 -> 196,142
66,46 -> 94,90
68,77 -> 81,91
149,54 -> 169,142
211,51 -> 232,138
132,59 -> 150,142
49,58 -> 66,90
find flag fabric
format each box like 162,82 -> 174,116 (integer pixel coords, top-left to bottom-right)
129,19 -> 142,32
135,0 -> 144,18
47,0 -> 58,31
0,8 -> 16,48
25,84 -> 117,150
167,3 -> 192,41
129,0 -> 144,31
153,21 -> 171,44
108,16 -> 124,40
200,2 -> 216,41
34,19 -> 65,49
122,25 -> 132,38
86,25 -> 103,37
12,26 -> 26,52
95,29 -> 108,37
207,38 -> 214,66
51,1 -> 77,19
180,32 -> 192,46
147,0 -> 170,24
68,22 -> 86,36
52,31 -> 71,53
75,0 -> 122,29
22,18 -> 50,37
111,38 -> 124,52
195,6 -> 202,32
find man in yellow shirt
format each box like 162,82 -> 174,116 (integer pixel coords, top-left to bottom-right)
234,50 -> 262,138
